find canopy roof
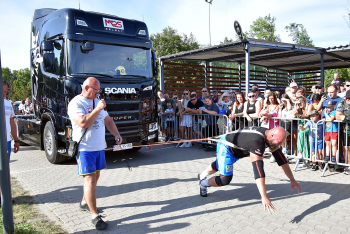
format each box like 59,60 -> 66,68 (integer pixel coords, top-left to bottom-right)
159,39 -> 350,72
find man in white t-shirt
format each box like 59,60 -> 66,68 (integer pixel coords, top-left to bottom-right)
68,77 -> 122,230
2,82 -> 20,203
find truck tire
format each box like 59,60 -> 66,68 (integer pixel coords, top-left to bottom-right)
43,122 -> 67,164
128,147 -> 142,152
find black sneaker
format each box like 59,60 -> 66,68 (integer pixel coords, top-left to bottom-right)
92,214 -> 108,230
311,165 -> 316,171
199,181 -> 207,197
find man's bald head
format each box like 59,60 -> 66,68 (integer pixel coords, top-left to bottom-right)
265,127 -> 287,151
82,77 -> 100,99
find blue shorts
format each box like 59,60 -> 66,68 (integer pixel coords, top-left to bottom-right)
216,136 -> 239,176
310,139 -> 323,152
7,141 -> 11,159
76,150 -> 106,176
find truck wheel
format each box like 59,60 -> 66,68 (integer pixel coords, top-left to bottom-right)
128,147 -> 142,152
43,122 -> 67,164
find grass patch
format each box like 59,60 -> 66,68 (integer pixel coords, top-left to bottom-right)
0,177 -> 67,233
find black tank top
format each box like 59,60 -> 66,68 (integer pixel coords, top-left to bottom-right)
247,101 -> 256,115
235,103 -> 244,114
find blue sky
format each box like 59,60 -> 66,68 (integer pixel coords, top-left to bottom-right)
0,0 -> 349,70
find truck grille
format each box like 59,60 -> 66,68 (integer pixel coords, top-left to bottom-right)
106,102 -> 140,111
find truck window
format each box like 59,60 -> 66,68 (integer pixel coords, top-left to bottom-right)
53,40 -> 65,76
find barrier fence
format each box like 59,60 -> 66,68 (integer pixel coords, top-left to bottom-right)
157,113 -> 350,176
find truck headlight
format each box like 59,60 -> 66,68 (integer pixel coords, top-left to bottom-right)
149,123 -> 158,131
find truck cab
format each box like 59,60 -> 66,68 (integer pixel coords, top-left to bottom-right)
16,8 -> 158,163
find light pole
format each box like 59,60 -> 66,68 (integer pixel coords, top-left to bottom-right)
204,0 -> 213,46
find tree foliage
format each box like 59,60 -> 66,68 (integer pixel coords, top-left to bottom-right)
248,14 -> 281,42
2,67 -> 31,101
285,23 -> 314,46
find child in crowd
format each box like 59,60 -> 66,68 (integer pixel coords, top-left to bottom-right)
217,109 -> 227,135
299,110 -> 324,171
164,102 -> 175,139
323,99 -> 338,163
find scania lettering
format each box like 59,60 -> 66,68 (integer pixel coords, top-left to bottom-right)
105,87 -> 137,94
15,8 -> 158,164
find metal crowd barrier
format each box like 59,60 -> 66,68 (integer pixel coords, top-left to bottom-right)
157,113 -> 230,147
157,112 -> 350,176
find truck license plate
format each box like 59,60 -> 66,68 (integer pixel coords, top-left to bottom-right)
113,143 -> 132,151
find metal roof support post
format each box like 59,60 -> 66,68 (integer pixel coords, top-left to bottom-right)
265,67 -> 269,89
205,62 -> 208,88
245,44 -> 251,96
238,63 -> 242,92
0,52 -> 15,233
320,53 -> 325,86
159,59 -> 164,92
287,72 -> 291,84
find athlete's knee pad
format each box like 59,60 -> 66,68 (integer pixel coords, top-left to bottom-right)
215,174 -> 233,186
211,160 -> 218,171
252,160 -> 265,180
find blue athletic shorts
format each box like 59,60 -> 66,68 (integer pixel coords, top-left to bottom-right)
76,150 -> 106,176
7,141 -> 11,159
216,136 -> 239,176
310,139 -> 323,152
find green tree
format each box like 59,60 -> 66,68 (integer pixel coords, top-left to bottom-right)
248,14 -> 281,42
2,67 -> 16,99
12,68 -> 31,101
285,23 -> 314,46
150,26 -> 200,89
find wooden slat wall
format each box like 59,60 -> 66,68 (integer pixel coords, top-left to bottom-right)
164,62 -> 321,96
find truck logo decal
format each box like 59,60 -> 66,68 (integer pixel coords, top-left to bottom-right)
105,87 -> 136,94
103,18 -> 124,31
113,116 -> 132,121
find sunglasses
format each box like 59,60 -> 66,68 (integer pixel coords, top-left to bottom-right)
174,97 -> 178,99
184,93 -> 189,95
248,95 -> 255,98
345,85 -> 350,87
191,98 -> 196,101
223,96 -> 229,98
87,85 -> 102,93
202,91 -> 207,92
229,92 -> 233,94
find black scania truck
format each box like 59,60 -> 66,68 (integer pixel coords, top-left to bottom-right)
16,8 -> 158,163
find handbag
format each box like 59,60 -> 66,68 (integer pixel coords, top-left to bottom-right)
67,99 -> 94,157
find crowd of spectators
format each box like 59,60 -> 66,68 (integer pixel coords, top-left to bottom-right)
157,72 -> 350,174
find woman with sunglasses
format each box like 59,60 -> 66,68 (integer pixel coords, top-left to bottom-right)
217,92 -> 231,111
243,91 -> 262,127
229,92 -> 246,130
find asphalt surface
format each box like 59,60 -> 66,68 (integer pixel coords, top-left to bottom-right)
9,143 -> 350,234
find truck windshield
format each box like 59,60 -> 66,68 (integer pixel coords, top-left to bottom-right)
67,40 -> 152,78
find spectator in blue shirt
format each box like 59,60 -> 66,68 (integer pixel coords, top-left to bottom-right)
322,99 -> 338,163
317,84 -> 343,118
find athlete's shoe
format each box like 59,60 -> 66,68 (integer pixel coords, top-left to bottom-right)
199,182 -> 207,197
185,142 -> 192,148
269,156 -> 276,163
179,142 -> 188,148
343,166 -> 350,175
79,202 -> 99,213
92,214 -> 108,230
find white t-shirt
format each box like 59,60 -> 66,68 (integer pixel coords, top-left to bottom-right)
165,108 -> 175,121
4,99 -> 15,141
183,98 -> 190,115
68,95 -> 108,152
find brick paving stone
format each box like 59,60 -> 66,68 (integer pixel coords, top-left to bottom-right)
9,145 -> 350,233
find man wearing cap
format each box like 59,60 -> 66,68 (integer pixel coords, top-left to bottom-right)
338,79 -> 350,98
252,87 -> 263,104
229,89 -> 236,102
317,84 -> 343,118
336,90 -> 350,174
287,82 -> 298,103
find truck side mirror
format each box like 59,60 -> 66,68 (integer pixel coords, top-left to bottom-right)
81,42 -> 94,53
152,51 -> 158,77
41,40 -> 54,54
43,53 -> 55,73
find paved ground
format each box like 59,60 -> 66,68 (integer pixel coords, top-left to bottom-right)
9,143 -> 350,234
